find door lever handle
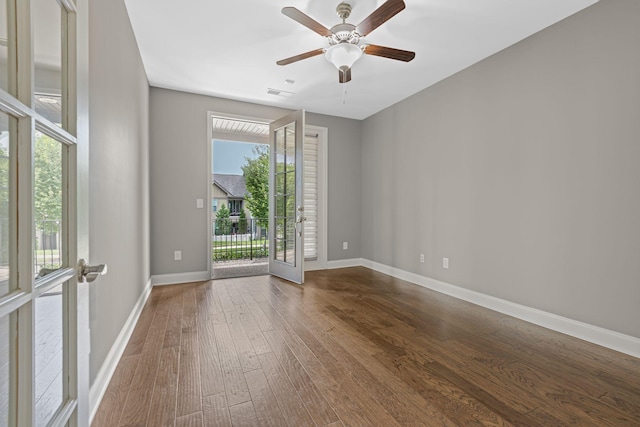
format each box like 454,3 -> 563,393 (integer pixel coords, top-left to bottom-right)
295,215 -> 307,236
77,259 -> 108,283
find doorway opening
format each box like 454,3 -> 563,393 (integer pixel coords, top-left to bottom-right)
210,116 -> 270,279
208,113 -> 328,280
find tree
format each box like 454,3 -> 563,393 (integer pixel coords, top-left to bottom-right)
238,209 -> 247,234
34,133 -> 62,248
34,134 -> 62,226
241,145 -> 269,228
215,203 -> 231,235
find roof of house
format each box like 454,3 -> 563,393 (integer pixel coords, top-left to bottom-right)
213,174 -> 247,198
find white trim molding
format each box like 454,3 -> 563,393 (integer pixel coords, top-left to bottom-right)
358,258 -> 640,359
89,278 -> 152,423
327,258 -> 364,269
151,270 -> 211,286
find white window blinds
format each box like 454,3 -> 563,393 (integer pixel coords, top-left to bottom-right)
304,134 -> 318,260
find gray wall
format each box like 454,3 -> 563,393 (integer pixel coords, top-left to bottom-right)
361,0 -> 640,338
88,0 -> 150,382
149,89 -> 361,276
307,112 -> 362,261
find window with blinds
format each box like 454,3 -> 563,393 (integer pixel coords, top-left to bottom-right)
304,134 -> 318,260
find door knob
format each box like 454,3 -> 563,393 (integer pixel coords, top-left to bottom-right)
77,259 -> 108,283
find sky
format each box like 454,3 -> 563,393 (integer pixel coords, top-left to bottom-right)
213,140 -> 265,175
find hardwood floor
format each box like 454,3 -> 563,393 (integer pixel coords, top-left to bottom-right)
92,267 -> 640,426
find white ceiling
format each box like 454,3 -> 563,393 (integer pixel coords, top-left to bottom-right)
124,0 -> 598,120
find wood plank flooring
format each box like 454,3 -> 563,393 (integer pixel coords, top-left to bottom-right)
92,267 -> 640,426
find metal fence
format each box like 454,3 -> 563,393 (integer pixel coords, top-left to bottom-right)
1,218 -> 63,277
212,218 -> 269,261
34,219 -> 62,273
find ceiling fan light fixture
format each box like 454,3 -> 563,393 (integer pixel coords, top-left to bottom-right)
325,43 -> 362,71
278,0 -> 413,83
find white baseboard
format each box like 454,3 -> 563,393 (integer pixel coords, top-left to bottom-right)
89,277 -> 153,423
327,258 -> 364,269
359,258 -> 640,359
151,270 -> 210,286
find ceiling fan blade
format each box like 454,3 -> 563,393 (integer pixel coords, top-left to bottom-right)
338,67 -> 352,83
282,7 -> 333,37
363,44 -> 415,62
277,48 -> 325,66
356,0 -> 406,37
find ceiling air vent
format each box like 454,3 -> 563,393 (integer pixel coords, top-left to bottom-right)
267,88 -> 295,98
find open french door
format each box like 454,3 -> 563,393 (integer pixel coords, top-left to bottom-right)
0,0 -> 91,425
268,110 -> 306,284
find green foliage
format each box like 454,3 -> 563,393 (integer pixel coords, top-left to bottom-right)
215,203 -> 232,235
212,244 -> 269,261
242,145 -> 269,228
34,133 -> 62,235
238,209 -> 248,234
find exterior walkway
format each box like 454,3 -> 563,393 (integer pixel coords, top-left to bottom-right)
212,259 -> 268,280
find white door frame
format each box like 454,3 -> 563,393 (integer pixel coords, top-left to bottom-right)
206,111 -> 270,280
0,0 -> 90,424
206,113 -> 328,279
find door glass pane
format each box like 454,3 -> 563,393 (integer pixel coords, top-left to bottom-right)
275,216 -> 284,262
35,283 -> 64,426
0,112 -> 10,297
33,0 -> 62,125
34,132 -> 63,279
1,0 -> 9,93
275,195 -> 284,218
275,238 -> 285,262
285,125 -> 295,171
0,312 -> 11,426
275,173 -> 284,196
285,194 -> 295,218
275,127 -> 284,154
285,219 -> 295,263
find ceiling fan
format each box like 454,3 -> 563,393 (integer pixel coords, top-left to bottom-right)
277,0 -> 415,83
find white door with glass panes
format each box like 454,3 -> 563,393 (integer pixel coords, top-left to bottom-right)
0,0 -> 92,425
269,110 -> 306,284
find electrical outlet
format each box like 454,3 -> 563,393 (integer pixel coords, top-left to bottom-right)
174,250 -> 182,261
196,198 -> 204,209
443,257 -> 449,269
420,254 -> 425,263
343,241 -> 348,250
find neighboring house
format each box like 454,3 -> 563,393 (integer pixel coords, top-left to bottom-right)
212,173 -> 251,221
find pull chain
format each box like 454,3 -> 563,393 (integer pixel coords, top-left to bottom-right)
342,83 -> 348,104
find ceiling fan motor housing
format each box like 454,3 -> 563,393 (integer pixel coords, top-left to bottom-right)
328,23 -> 360,45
